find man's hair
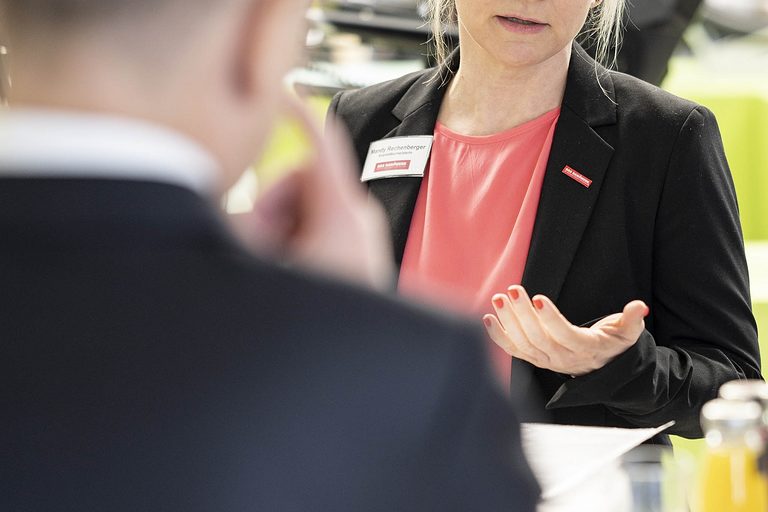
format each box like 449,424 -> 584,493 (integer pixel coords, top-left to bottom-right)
0,0 -> 241,69
0,0 -> 231,48
1,0 -> 158,31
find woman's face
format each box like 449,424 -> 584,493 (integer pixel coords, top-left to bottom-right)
454,0 -> 597,68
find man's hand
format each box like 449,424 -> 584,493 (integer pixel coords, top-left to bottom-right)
482,285 -> 648,376
230,95 -> 393,290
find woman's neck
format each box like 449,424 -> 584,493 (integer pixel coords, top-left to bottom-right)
439,45 -> 571,136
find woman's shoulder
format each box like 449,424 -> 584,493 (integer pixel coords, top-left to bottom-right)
329,66 -> 438,129
608,69 -> 709,128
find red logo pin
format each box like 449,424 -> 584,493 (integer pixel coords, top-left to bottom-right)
375,160 -> 411,172
562,166 -> 592,188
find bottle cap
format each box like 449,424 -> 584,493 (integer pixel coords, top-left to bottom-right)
701,398 -> 762,433
719,379 -> 768,404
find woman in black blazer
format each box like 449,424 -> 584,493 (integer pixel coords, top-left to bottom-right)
328,0 -> 761,438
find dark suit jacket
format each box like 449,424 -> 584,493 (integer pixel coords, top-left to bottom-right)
0,177 -> 539,511
328,44 -> 762,439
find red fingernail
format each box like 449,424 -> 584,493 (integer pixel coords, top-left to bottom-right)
483,317 -> 492,328
493,297 -> 505,309
508,287 -> 520,301
644,306 -> 650,317
533,298 -> 544,310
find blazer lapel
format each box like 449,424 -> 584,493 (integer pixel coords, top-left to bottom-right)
521,46 -> 617,302
366,45 -> 616,282
368,63 -> 453,266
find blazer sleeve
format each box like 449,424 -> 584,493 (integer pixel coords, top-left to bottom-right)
546,106 -> 761,438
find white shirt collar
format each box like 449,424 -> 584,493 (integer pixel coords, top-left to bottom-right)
0,109 -> 220,195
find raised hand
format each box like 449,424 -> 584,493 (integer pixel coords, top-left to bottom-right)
231,94 -> 393,290
483,285 -> 648,376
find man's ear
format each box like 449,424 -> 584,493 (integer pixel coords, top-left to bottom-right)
231,0 -> 308,102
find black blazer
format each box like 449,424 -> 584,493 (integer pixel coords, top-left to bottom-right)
0,178 -> 539,511
329,44 -> 762,438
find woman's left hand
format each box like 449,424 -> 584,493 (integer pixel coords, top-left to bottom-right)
483,285 -> 649,377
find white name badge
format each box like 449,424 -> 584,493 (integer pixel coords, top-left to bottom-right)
361,136 -> 434,182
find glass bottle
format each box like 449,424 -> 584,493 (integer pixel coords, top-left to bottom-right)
720,379 -> 768,425
696,398 -> 768,512
721,379 -> 768,478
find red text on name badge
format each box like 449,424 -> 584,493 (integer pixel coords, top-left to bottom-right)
562,166 -> 592,188
375,160 -> 411,172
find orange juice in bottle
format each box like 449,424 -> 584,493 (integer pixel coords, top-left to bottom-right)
720,379 -> 768,477
697,398 -> 768,512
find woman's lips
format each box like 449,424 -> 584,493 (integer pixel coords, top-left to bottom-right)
496,15 -> 548,34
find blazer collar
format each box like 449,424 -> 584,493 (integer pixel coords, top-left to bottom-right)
520,47 -> 617,302
389,43 -> 616,129
390,57 -> 453,124
562,44 -> 617,127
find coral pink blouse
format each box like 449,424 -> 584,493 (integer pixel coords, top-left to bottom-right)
399,108 -> 561,388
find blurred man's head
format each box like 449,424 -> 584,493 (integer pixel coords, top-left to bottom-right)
0,0 -> 310,190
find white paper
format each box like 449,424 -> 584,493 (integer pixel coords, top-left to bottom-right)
536,460 -> 632,512
521,421 -> 675,501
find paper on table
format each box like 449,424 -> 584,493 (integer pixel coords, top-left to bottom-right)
521,421 -> 675,500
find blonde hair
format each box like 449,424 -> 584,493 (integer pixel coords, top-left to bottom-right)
426,0 -> 626,72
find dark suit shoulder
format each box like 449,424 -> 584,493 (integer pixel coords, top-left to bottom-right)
0,180 -> 538,511
233,253 -> 481,355
204,257 -> 541,509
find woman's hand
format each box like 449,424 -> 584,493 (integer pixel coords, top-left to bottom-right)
482,285 -> 649,377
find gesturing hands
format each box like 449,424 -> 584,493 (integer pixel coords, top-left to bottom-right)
482,285 -> 649,377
